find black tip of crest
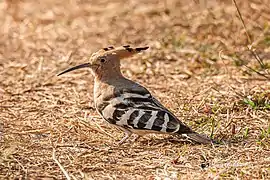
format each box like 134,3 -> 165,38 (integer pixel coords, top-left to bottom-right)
135,47 -> 149,51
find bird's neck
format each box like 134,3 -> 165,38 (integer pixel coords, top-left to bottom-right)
94,66 -> 124,82
93,70 -> 126,108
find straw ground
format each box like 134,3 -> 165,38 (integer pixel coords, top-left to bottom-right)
0,0 -> 269,179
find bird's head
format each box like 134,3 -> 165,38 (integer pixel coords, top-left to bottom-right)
57,45 -> 149,79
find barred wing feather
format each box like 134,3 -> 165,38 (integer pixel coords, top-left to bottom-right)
97,90 -> 193,134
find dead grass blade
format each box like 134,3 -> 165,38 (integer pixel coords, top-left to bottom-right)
232,0 -> 267,71
52,148 -> 71,180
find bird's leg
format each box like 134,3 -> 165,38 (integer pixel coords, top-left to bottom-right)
131,134 -> 141,142
118,129 -> 132,145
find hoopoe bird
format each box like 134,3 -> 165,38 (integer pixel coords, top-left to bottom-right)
58,45 -> 214,144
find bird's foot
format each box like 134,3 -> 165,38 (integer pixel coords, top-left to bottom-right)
116,130 -> 132,145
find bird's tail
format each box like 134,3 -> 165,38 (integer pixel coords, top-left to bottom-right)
182,132 -> 215,144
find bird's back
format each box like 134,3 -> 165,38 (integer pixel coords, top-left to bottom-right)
94,77 -> 194,136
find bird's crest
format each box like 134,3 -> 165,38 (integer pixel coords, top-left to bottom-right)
91,45 -> 149,59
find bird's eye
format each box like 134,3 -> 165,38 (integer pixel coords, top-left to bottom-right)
100,58 -> 106,63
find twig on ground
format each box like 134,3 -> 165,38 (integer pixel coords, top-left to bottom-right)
244,65 -> 270,80
52,148 -> 71,180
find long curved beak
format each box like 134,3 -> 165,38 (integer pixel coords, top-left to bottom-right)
57,63 -> 91,76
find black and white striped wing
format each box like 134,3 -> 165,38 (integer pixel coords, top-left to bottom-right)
97,91 -> 192,134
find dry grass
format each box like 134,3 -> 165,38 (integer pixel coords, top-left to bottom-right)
0,0 -> 270,179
